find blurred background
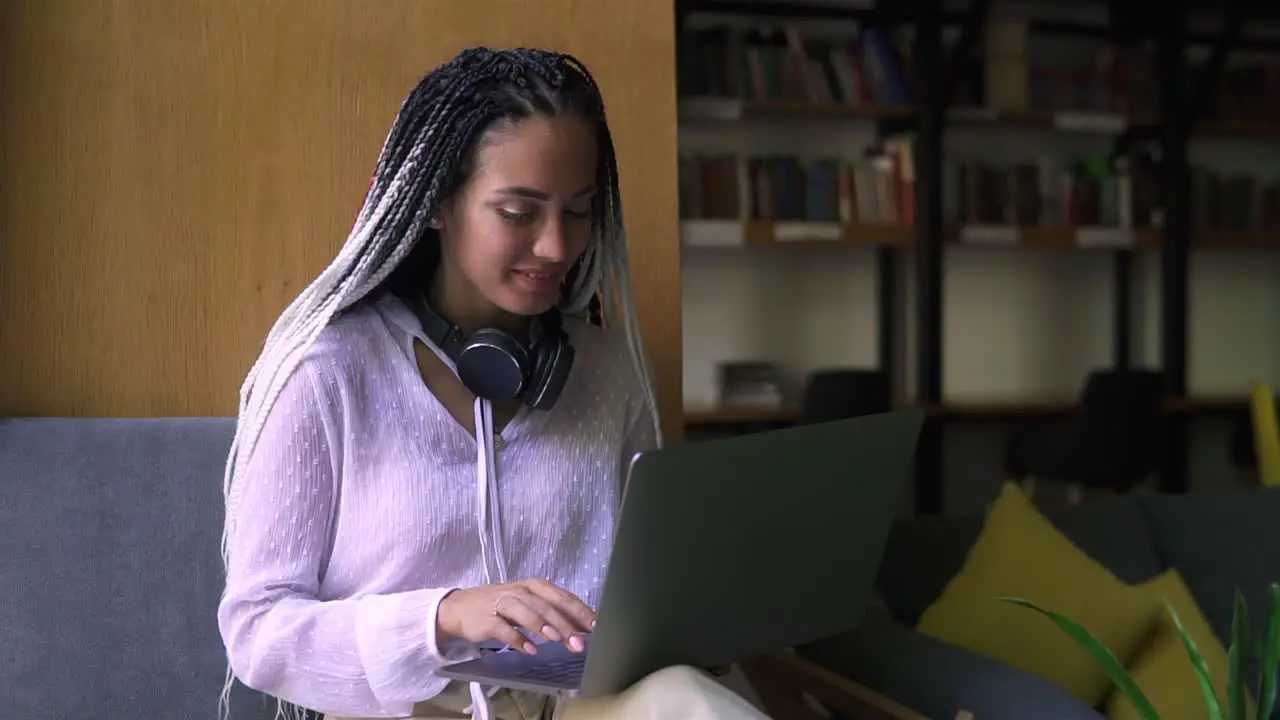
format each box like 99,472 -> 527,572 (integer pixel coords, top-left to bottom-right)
1,0 -> 1277,517
674,0 -> 1280,513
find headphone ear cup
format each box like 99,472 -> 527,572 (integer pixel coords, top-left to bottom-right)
455,329 -> 530,401
527,337 -> 554,394
525,332 -> 558,401
524,330 -> 574,411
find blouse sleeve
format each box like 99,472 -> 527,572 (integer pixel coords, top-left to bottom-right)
217,358 -> 474,717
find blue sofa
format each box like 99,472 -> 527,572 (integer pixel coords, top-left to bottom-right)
7,416 -> 1273,719
1,418 -> 278,719
799,487 -> 1280,719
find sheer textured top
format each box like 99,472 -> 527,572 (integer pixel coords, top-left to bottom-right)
218,293 -> 658,718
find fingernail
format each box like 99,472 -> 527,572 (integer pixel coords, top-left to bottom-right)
568,635 -> 585,652
590,618 -> 597,630
523,641 -> 538,655
542,625 -> 562,642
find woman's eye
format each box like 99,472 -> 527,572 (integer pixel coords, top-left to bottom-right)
498,208 -> 534,224
565,207 -> 593,220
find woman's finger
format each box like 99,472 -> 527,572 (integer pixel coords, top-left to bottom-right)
492,593 -> 555,647
522,579 -> 596,632
486,615 -> 538,654
516,592 -> 587,651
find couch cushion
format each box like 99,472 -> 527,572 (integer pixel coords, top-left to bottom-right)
799,609 -> 1104,720
1142,488 -> 1280,698
915,483 -> 1163,706
0,418 -> 277,720
877,511 -> 983,626
1107,569 -> 1253,720
878,492 -> 1164,626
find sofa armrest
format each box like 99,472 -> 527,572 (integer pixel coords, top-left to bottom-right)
741,651 -> 929,720
797,612 -> 1104,720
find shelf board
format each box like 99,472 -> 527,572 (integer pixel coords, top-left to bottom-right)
679,97 -> 1280,143
679,98 -> 1128,131
921,395 -> 1248,420
1165,395 -> 1253,413
682,220 -> 914,249
684,395 -> 1249,426
685,221 -> 1279,252
1196,118 -> 1280,141
679,98 -> 912,123
950,227 -> 1277,251
1195,230 -> 1280,250
951,225 -> 1162,250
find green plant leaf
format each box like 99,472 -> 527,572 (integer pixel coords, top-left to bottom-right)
1167,602 -> 1224,720
1258,583 -> 1280,720
997,597 -> 1159,720
1228,590 -> 1251,720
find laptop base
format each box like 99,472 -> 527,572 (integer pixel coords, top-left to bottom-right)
438,641 -> 588,696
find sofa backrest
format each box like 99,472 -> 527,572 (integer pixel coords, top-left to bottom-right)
0,418 -> 278,719
875,493 -> 1165,626
1141,487 -> 1280,686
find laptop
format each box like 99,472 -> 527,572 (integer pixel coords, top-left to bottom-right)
437,410 -> 923,699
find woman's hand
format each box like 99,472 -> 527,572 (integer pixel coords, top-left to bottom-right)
437,578 -> 596,655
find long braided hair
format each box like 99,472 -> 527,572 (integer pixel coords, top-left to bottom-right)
219,47 -> 661,719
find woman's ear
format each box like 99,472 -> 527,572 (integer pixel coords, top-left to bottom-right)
428,197 -> 456,230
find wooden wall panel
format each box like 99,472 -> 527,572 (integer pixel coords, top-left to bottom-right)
0,0 -> 682,441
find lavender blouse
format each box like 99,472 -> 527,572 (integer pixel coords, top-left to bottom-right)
218,293 -> 658,717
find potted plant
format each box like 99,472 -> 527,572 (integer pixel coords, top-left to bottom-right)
1001,584 -> 1280,720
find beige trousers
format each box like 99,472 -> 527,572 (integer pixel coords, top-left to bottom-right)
326,665 -> 769,720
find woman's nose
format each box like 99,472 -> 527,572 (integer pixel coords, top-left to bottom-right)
533,218 -> 569,263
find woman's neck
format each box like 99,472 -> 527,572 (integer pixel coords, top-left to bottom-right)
429,264 -> 529,337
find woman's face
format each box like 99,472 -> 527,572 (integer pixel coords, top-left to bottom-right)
438,112 -> 598,320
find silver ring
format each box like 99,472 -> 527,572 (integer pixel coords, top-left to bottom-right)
493,593 -> 517,618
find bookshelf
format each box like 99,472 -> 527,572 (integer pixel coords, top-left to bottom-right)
676,0 -> 1280,512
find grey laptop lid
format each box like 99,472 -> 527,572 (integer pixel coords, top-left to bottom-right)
577,410 -> 921,696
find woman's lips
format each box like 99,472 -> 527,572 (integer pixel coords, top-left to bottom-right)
511,268 -> 562,293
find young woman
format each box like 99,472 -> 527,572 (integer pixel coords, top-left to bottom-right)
217,48 -> 767,720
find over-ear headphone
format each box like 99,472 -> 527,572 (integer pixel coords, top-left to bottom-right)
410,295 -> 575,411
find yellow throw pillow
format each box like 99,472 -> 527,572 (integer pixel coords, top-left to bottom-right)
917,482 -> 1162,706
1107,570 -> 1254,720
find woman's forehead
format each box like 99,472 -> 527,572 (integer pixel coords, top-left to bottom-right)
469,114 -> 597,195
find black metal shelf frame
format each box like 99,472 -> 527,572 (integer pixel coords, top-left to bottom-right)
678,0 -> 1261,512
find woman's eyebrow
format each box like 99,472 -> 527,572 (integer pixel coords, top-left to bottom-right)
494,185 -> 595,200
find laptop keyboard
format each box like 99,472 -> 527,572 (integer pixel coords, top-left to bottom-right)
506,654 -> 586,683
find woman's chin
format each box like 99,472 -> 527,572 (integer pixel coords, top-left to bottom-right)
496,294 -> 559,319
495,285 -> 561,318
